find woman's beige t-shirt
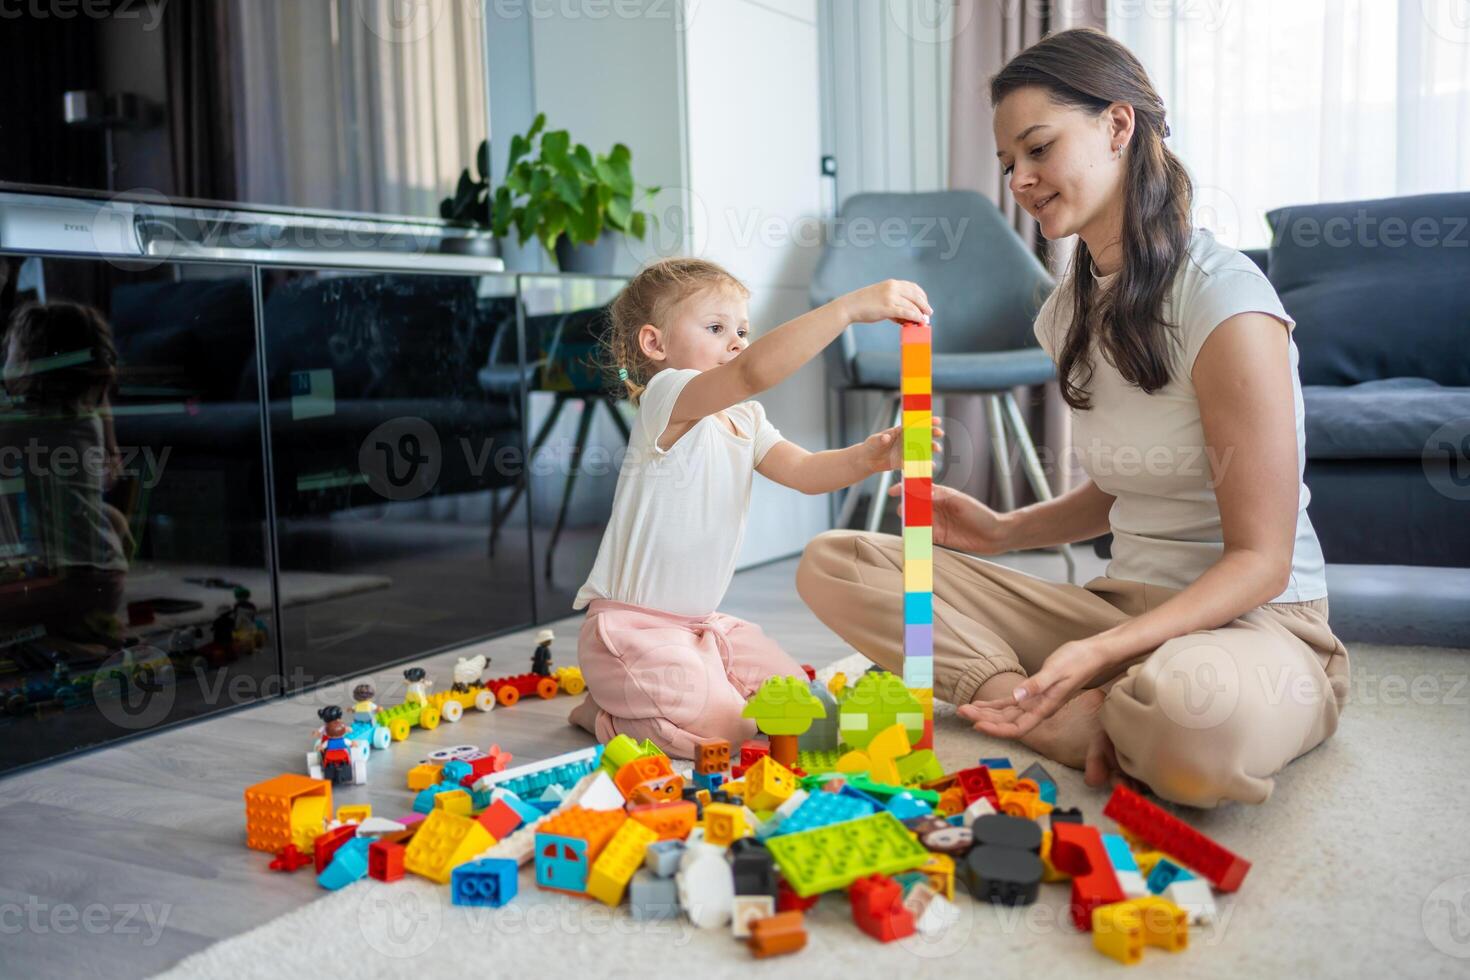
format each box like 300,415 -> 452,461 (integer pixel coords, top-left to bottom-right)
1034,228 -> 1327,602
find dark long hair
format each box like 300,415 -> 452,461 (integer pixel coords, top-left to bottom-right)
991,27 -> 1192,410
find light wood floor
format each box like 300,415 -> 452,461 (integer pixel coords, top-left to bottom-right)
0,546 -> 1094,979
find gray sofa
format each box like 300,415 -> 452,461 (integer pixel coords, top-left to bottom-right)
1245,191 -> 1470,569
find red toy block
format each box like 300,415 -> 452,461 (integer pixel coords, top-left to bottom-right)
1103,785 -> 1251,892
899,321 -> 931,345
740,740 -> 769,768
903,482 -> 933,525
269,844 -> 313,872
369,840 -> 406,882
312,825 -> 358,874
800,663 -> 816,681
955,766 -> 999,808
476,799 -> 523,840
1049,823 -> 1125,931
902,392 -> 931,412
849,874 -> 916,943
777,879 -> 820,913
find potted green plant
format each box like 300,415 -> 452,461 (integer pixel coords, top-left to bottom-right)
439,138 -> 497,257
490,113 -> 659,274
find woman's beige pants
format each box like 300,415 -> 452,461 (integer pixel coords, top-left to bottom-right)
796,530 -> 1350,808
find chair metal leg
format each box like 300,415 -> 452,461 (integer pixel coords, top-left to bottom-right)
1001,391 -> 1077,584
489,392 -> 568,555
545,396 -> 597,581
864,394 -> 903,534
836,392 -> 894,530
985,394 -> 1016,512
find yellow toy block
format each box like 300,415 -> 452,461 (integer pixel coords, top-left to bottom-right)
337,804 -> 372,824
903,373 -> 931,395
743,756 -> 798,811
903,558 -> 932,592
919,852 -> 955,900
902,459 -> 932,479
403,809 -> 493,884
990,768 -> 1017,792
1093,903 -> 1145,965
407,763 -> 443,791
902,409 -> 930,429
433,789 -> 473,816
696,788 -> 712,808
554,666 -> 586,696
864,723 -> 912,786
721,780 -> 746,798
586,819 -> 658,906
703,803 -> 749,847
835,750 -> 872,774
289,796 -> 329,851
244,773 -> 331,854
1133,850 -> 1168,877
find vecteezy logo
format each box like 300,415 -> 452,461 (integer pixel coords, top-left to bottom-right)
1424,419 -> 1470,501
358,885 -> 442,958
359,417 -> 441,501
1154,642 -> 1239,731
358,0 -> 445,44
1424,875 -> 1470,959
93,647 -> 176,731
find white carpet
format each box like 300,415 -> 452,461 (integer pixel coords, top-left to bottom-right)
153,646 -> 1470,980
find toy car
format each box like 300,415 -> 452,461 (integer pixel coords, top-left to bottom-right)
486,672 -> 559,707
375,699 -> 443,741
553,666 -> 585,696
426,684 -> 498,723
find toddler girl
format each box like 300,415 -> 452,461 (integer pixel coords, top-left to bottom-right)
568,257 -> 932,758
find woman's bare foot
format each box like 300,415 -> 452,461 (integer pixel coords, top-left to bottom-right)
1084,728 -> 1151,794
1009,687 -> 1106,770
567,694 -> 600,736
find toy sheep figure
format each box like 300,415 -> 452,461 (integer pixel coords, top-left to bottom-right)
452,654 -> 489,693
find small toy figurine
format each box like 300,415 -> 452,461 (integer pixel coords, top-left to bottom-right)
531,629 -> 555,677
452,654 -> 488,694
352,683 -> 379,724
404,667 -> 432,704
316,705 -> 355,785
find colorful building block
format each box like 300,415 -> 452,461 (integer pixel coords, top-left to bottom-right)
244,774 -> 332,854
742,756 -> 798,811
1049,823 -> 1126,931
402,809 -> 493,884
764,811 -> 930,897
586,818 -> 658,906
1103,833 -> 1151,898
850,873 -> 916,942
676,845 -> 735,928
1092,896 -> 1189,963
838,671 -> 924,750
369,840 -> 406,882
702,802 -> 750,847
731,895 -> 777,938
629,869 -> 680,921
748,910 -> 807,958
452,858 -> 518,907
1103,785 -> 1251,892
534,806 -> 627,894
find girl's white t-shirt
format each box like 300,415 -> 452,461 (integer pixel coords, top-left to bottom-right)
573,367 -> 785,617
1034,228 -> 1327,602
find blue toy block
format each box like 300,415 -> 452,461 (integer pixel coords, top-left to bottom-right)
1038,780 -> 1057,805
441,759 -> 472,783
763,790 -> 875,838
903,591 -> 932,625
692,770 -> 725,792
644,839 -> 685,878
413,783 -> 460,814
1147,858 -> 1196,894
885,791 -> 933,822
492,788 -> 544,825
318,837 -> 371,891
535,832 -> 592,892
452,858 -> 518,907
979,757 -> 1013,770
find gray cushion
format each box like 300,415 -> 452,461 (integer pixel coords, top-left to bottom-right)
1303,378 -> 1470,458
850,347 -> 1055,392
1266,192 -> 1470,387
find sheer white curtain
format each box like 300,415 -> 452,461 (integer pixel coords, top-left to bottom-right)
230,0 -> 486,218
1111,0 -> 1470,249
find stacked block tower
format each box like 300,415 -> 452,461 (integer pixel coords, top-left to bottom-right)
900,319 -> 935,750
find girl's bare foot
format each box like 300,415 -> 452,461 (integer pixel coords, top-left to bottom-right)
567,694 -> 600,736
1009,687 -> 1106,770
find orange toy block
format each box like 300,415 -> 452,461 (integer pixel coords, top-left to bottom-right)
244,774 -> 332,854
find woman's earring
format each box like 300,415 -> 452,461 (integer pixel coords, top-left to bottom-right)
1113,145 -> 1123,160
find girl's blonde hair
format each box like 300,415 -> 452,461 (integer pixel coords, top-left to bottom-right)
600,257 -> 748,404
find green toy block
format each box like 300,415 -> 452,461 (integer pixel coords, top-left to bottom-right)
742,676 -> 827,737
837,671 -> 924,750
599,734 -> 663,776
795,749 -> 845,775
895,749 -> 944,787
764,811 -> 931,897
841,774 -> 939,805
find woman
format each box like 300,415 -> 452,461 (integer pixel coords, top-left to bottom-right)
797,27 -> 1349,808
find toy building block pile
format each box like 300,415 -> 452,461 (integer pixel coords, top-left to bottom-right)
244,668 -> 1250,963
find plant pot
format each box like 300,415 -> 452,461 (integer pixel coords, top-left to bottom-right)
554,232 -> 618,274
439,232 -> 498,258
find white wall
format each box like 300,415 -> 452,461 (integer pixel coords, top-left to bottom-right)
681,0 -> 830,567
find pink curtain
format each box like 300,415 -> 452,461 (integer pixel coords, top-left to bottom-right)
945,0 -> 1103,508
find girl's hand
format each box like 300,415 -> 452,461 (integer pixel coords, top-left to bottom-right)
887,482 -> 1012,555
838,279 -> 933,325
862,420 -> 943,475
956,639 -> 1107,738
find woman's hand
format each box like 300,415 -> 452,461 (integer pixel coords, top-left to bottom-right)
887,482 -> 1012,555
837,279 -> 933,325
956,639 -> 1107,738
861,420 -> 943,475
